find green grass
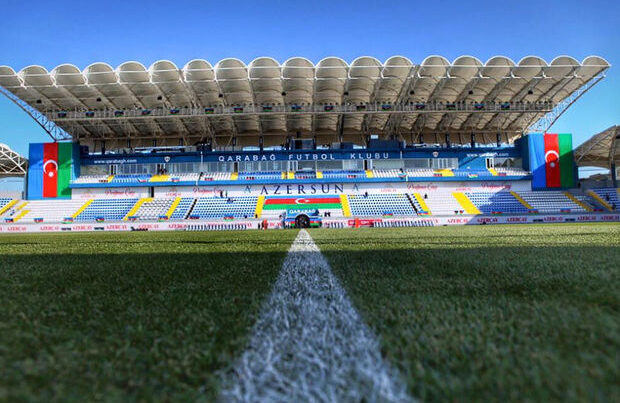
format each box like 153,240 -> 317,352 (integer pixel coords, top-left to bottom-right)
1,224 -> 618,402
311,223 -> 620,402
0,230 -> 297,401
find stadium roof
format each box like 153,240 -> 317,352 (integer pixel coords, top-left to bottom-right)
0,55 -> 609,149
574,125 -> 620,169
0,143 -> 27,178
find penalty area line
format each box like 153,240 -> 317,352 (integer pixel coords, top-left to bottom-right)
219,229 -> 413,402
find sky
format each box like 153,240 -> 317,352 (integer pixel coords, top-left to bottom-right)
0,0 -> 618,189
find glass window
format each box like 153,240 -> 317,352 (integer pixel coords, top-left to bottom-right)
81,165 -> 108,175
430,158 -> 458,169
262,160 -> 284,171
297,161 -> 316,170
342,160 -> 364,170
494,157 -> 522,168
373,160 -> 404,169
316,160 -> 343,170
403,159 -> 430,168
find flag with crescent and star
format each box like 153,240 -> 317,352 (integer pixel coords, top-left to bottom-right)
528,133 -> 575,189
263,196 -> 342,210
43,143 -> 58,197
28,142 -> 76,199
544,133 -> 561,188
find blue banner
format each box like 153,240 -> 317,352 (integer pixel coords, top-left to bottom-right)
528,133 -> 546,189
27,143 -> 44,199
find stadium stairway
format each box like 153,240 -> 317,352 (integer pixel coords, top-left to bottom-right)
131,198 -> 176,220
587,189 -> 617,211
3,201 -> 29,222
72,200 -> 94,218
0,199 -> 18,217
13,200 -> 86,223
452,192 -> 481,215
164,197 -> 182,218
517,191 -> 587,213
123,198 -> 152,220
466,191 -> 528,214
254,196 -> 266,218
169,198 -> 195,220
74,199 -> 139,222
510,191 -> 533,209
434,169 -> 454,177
424,192 -> 462,215
411,193 -> 431,215
340,194 -> 351,217
564,192 -> 593,212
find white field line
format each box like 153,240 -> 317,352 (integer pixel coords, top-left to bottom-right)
220,229 -> 413,402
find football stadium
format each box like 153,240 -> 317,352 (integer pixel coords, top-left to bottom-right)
0,3 -> 619,401
0,55 -> 618,231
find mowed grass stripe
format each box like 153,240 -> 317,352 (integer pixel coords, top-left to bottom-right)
0,230 -> 297,401
311,223 -> 620,402
221,230 -> 411,402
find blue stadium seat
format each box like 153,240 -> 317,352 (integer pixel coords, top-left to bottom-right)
189,196 -> 258,218
465,192 -> 528,214
74,199 -> 138,221
347,194 -> 417,216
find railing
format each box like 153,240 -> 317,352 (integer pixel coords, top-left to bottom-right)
46,101 -> 556,122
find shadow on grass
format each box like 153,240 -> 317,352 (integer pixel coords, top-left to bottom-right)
0,250 -> 288,402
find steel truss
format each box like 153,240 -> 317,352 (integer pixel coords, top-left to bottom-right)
527,72 -> 607,133
0,143 -> 27,178
0,86 -> 70,141
46,101 -> 554,122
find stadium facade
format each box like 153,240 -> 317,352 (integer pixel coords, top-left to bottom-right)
0,55 -> 618,232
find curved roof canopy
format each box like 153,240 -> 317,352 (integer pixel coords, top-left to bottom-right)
574,125 -> 620,169
0,143 -> 27,177
0,55 -> 609,148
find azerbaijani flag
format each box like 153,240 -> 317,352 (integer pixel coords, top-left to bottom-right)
528,133 -> 575,189
263,196 -> 342,210
544,134 -> 561,188
28,142 -> 76,199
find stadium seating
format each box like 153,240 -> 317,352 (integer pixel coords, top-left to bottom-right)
371,169 -> 401,178
172,173 -> 200,182
347,193 -> 417,216
111,175 -> 151,184
200,172 -> 232,181
73,175 -> 112,184
169,197 -> 195,219
132,198 -> 175,220
0,198 -> 12,211
188,196 -> 258,218
423,192 -> 463,215
3,187 -> 615,224
322,170 -> 366,179
589,188 -> 619,210
452,169 -> 493,178
237,171 -> 282,181
11,200 -> 86,223
74,199 -> 138,221
71,167 -> 531,185
294,171 -> 317,180
494,167 -> 529,176
466,191 -> 528,214
516,191 -> 587,213
405,169 -> 435,177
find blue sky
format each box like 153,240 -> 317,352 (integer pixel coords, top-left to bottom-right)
1,0 -> 618,189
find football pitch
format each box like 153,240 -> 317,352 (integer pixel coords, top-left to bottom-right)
1,223 -> 618,401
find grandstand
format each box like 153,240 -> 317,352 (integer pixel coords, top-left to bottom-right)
0,54 -> 617,231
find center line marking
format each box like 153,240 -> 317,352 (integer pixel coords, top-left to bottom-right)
220,229 -> 413,402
